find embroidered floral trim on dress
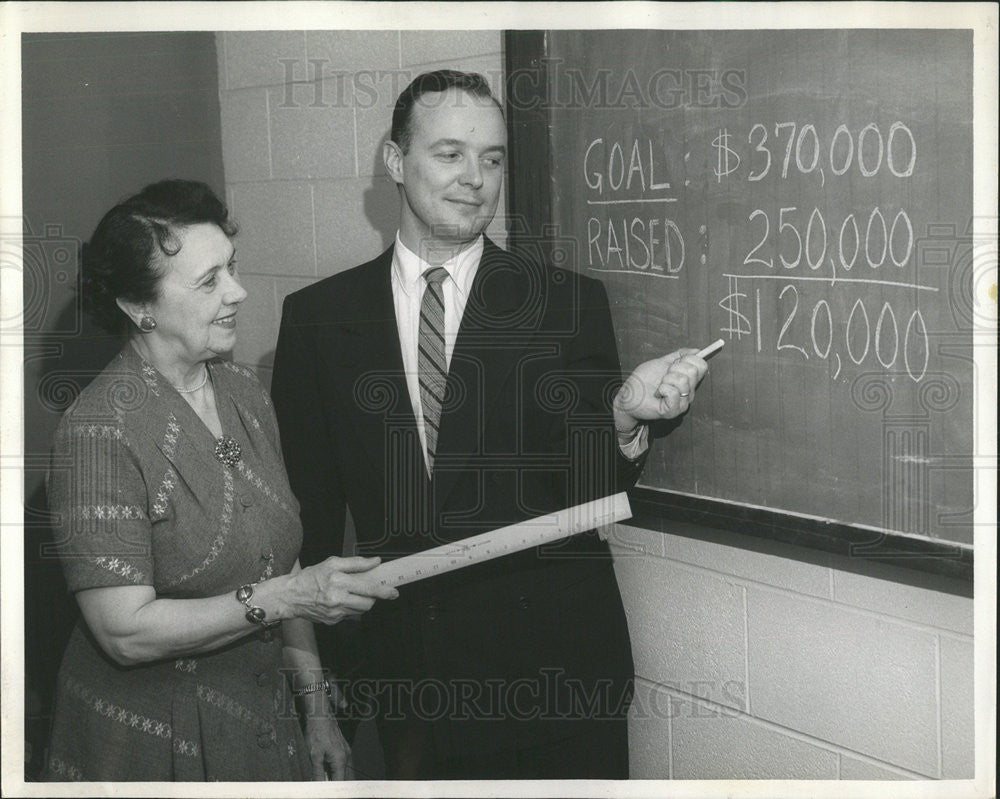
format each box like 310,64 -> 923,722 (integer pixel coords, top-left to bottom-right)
61,674 -> 200,756
163,469 -> 235,588
151,468 -> 176,518
235,400 -> 262,432
78,505 -> 145,521
196,684 -> 256,725
162,413 -> 180,459
222,361 -> 255,380
93,556 -> 145,584
76,423 -> 125,440
235,461 -> 290,514
47,756 -> 84,780
140,363 -> 161,397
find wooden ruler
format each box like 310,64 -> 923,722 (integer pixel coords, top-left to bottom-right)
369,492 -> 632,588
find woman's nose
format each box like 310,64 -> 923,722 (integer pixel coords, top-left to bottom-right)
224,271 -> 248,304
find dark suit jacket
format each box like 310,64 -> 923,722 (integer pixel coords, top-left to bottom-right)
271,237 -> 643,757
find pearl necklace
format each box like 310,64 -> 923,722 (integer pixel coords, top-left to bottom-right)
171,367 -> 209,394
165,363 -> 241,468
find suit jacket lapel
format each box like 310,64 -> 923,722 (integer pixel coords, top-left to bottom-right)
433,238 -> 542,508
323,247 -> 420,483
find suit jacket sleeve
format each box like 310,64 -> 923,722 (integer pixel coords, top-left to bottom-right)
271,295 -> 347,567
560,276 -> 647,502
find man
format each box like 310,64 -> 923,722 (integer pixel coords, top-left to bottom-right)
271,70 -> 707,779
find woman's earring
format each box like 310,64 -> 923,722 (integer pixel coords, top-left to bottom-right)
139,315 -> 157,332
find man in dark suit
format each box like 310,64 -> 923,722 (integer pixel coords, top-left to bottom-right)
271,70 -> 707,779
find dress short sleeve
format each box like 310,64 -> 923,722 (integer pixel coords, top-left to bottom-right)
47,414 -> 154,592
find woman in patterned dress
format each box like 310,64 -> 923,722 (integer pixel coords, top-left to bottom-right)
43,180 -> 398,781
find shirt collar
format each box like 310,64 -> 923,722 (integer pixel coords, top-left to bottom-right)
392,233 -> 483,299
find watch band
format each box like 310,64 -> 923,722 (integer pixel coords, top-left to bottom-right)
292,679 -> 332,697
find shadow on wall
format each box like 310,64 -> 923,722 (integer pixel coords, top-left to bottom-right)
253,132 -> 401,377
364,131 -> 400,253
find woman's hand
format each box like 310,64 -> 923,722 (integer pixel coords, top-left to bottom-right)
263,556 -> 398,626
304,713 -> 352,780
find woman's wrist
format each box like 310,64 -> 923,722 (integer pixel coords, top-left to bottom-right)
250,574 -> 292,622
301,697 -> 336,720
294,678 -> 336,719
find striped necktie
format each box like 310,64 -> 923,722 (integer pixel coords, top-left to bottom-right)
418,266 -> 449,472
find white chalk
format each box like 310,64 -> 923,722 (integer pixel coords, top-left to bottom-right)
695,339 -> 725,359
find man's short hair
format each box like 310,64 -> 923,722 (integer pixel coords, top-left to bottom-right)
391,70 -> 503,153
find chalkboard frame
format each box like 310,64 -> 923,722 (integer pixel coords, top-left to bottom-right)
503,30 -> 973,587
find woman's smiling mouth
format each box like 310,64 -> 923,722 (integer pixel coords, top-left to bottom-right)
212,312 -> 237,328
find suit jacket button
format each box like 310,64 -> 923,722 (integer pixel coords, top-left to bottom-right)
518,596 -> 529,611
426,605 -> 438,622
240,493 -> 254,507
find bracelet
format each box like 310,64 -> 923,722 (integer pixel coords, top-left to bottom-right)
292,679 -> 332,697
235,583 -> 281,630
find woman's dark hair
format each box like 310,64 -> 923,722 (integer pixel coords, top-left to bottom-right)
390,70 -> 503,154
81,179 -> 237,334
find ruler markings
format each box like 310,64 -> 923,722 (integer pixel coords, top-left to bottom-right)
369,493 -> 632,587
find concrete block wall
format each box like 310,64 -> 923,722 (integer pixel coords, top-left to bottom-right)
611,521 -> 974,780
215,30 -> 506,388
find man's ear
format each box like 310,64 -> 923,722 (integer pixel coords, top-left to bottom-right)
383,140 -> 404,185
115,297 -> 145,329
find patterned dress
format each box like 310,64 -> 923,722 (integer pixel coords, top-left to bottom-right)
43,346 -> 314,781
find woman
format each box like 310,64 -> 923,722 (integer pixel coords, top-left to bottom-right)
43,180 -> 397,782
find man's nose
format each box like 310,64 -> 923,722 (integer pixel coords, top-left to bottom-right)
460,157 -> 484,189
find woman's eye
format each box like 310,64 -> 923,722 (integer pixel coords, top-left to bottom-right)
227,261 -> 237,275
203,276 -> 218,289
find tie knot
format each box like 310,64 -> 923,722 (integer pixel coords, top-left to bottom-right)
423,266 -> 448,287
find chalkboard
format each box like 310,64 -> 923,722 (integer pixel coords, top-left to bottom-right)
509,30 -> 974,549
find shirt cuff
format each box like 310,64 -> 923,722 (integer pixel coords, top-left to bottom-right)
617,423 -> 649,461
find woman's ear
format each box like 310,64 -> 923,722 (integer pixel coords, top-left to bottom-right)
383,139 -> 404,185
115,297 -> 145,329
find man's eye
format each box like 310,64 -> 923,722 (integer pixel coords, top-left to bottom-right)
202,276 -> 218,289
438,152 -> 460,161
484,156 -> 503,168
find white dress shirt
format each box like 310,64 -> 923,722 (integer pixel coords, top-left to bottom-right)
390,233 -> 648,475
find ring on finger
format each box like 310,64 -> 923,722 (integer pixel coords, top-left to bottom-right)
679,392 -> 690,398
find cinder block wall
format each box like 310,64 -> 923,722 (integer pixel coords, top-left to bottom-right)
613,522 -> 973,779
215,30 -> 506,388
216,31 -> 974,782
